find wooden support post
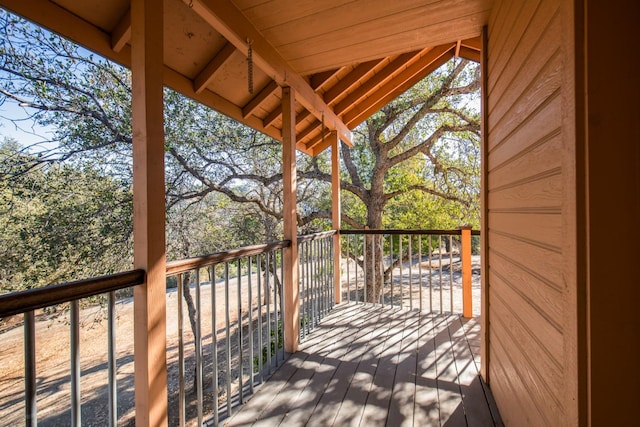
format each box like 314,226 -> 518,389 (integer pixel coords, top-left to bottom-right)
479,25 -> 489,382
282,87 -> 299,353
461,226 -> 473,318
131,1 -> 167,426
330,132 -> 342,304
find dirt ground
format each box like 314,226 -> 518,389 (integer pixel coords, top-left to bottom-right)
0,255 -> 481,426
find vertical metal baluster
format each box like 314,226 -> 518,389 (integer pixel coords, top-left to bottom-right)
354,235 -> 358,303
177,274 -> 185,427
345,235 -> 350,302
237,259 -> 244,402
210,265 -> 219,426
439,235 -> 443,313
256,255 -> 263,384
247,256 -> 254,392
108,291 -> 117,427
71,299 -> 80,427
363,234 -> 367,304
265,252 -> 272,374
272,252 -> 279,364
398,235 -> 403,308
322,239 -> 327,315
196,269 -> 203,424
280,249 -> 287,362
409,235 -> 413,310
390,234 -> 394,307
25,310 -> 36,427
418,236 -> 423,313
450,235 -> 454,313
330,236 -> 335,310
224,262 -> 232,416
429,237 -> 433,312
310,241 -> 316,326
371,234 -> 376,305
301,243 -> 306,338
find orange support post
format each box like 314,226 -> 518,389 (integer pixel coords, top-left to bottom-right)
461,226 -> 473,318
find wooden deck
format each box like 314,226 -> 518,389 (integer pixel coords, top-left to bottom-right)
225,303 -> 503,426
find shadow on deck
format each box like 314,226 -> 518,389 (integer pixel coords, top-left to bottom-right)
224,303 -> 503,426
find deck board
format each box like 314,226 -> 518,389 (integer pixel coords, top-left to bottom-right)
225,303 -> 503,426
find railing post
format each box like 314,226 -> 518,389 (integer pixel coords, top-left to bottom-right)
131,1 -> 167,425
282,87 -> 300,352
331,132 -> 342,304
461,226 -> 473,318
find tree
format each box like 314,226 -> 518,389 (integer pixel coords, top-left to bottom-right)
302,59 -> 481,301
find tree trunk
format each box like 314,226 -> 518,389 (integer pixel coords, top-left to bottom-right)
363,233 -> 385,303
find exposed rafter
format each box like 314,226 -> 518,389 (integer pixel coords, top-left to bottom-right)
111,9 -> 130,52
194,43 -> 237,94
242,80 -> 279,119
323,59 -> 381,105
187,0 -> 352,145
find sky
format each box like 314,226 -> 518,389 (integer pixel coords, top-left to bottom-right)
0,98 -> 58,151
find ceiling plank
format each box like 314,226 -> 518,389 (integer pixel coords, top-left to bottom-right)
242,80 -> 279,119
345,49 -> 455,128
461,36 -> 482,50
188,0 -> 352,145
194,42 -> 237,94
323,59 -> 382,104
333,50 -> 421,116
111,9 -> 131,53
296,119 -> 321,142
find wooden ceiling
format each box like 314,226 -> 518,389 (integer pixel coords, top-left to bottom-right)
0,0 -> 491,155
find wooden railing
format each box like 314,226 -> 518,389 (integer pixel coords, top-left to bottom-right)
0,270 -> 145,427
340,228 -> 479,317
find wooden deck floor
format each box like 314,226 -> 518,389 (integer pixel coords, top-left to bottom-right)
225,303 -> 503,426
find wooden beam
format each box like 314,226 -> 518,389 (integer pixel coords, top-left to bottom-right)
0,0 -> 284,142
479,25 -> 489,383
242,80 -> 279,119
111,9 -> 131,52
333,50 -> 421,116
461,36 -> 482,51
344,45 -> 455,127
323,59 -> 381,104
297,119 -> 321,143
130,0 -> 167,425
455,39 -> 462,58
458,46 -> 481,63
187,0 -> 352,145
281,87 -> 299,353
193,42 -> 236,94
310,67 -> 342,90
330,132 -> 342,304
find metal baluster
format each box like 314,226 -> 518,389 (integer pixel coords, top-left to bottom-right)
363,234 -> 367,304
210,265 -> 219,426
25,311 -> 36,427
310,241 -> 316,326
71,299 -> 80,426
390,235 -> 394,307
108,291 -> 117,427
265,252 -> 271,374
429,237 -> 433,312
177,274 -> 185,426
256,255 -> 263,384
247,256 -> 254,393
345,236 -> 350,302
280,248 -> 285,356
399,235 -> 403,308
409,235 -> 413,310
450,235 -> 454,313
354,235 -> 358,303
224,262 -> 232,416
272,252 -> 279,364
418,236 -> 423,313
371,235 -> 376,305
330,237 -> 334,310
439,235 -> 443,313
237,259 -> 244,402
196,269 -> 203,424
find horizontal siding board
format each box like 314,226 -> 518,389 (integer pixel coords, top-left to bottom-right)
488,212 -> 562,249
488,92 -> 561,169
489,232 -> 564,296
489,132 -> 561,188
489,268 -> 564,366
488,171 -> 562,210
488,1 -> 559,109
486,0 -> 521,66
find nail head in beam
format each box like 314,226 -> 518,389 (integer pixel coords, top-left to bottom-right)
193,42 -> 237,94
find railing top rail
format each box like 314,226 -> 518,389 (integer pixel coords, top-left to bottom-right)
0,269 -> 145,319
165,239 -> 291,276
297,230 -> 337,243
339,228 -> 480,236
